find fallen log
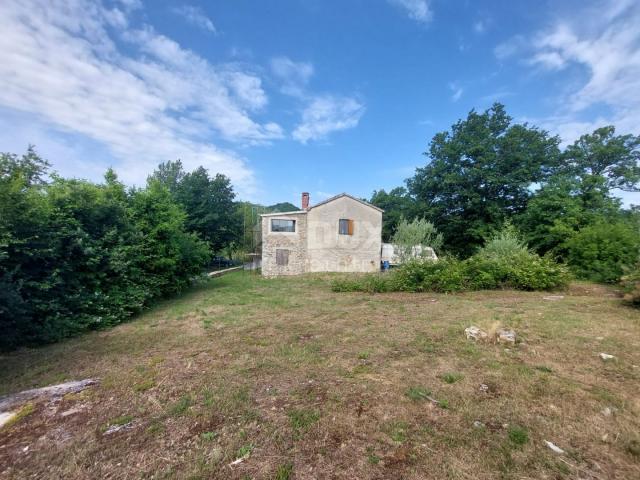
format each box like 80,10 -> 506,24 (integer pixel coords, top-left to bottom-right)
0,378 -> 98,411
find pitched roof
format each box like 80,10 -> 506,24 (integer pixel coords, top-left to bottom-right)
259,192 -> 384,216
308,193 -> 384,212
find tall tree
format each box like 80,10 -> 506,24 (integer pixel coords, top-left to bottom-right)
407,103 -> 561,256
518,126 -> 639,257
147,160 -> 185,195
561,126 -> 640,194
149,163 -> 241,253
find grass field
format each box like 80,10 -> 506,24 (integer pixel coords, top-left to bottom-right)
1,271 -> 639,479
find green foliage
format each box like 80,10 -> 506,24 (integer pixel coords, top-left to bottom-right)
507,425 -> 529,446
267,202 -> 298,212
479,222 -> 528,258
392,257 -> 468,292
1,150 -> 210,350
621,265 -> 640,307
370,187 -> 415,241
149,160 -> 240,253
332,233 -> 569,294
405,386 -> 432,401
407,103 -> 561,256
561,126 -> 640,193
440,373 -> 463,384
392,217 -> 443,261
564,221 -> 640,283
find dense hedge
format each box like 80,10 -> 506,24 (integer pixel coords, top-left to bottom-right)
332,251 -> 570,294
0,152 -> 210,350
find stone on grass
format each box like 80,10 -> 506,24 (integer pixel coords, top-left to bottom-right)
601,407 -> 616,417
0,411 -> 17,428
103,422 -> 135,435
496,329 -> 516,344
465,326 -> 488,341
599,353 -> 615,361
472,420 -> 484,429
543,295 -> 564,301
544,440 -> 565,454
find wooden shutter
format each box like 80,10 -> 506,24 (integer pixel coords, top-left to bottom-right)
347,219 -> 354,235
276,249 -> 289,266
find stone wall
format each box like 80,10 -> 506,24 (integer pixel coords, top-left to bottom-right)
306,196 -> 382,273
261,213 -> 307,276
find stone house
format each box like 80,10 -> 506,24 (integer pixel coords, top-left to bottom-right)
261,193 -> 383,276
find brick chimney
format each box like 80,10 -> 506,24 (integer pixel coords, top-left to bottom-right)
301,192 -> 310,210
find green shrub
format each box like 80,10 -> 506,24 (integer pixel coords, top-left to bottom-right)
621,266 -> 640,307
506,252 -> 572,290
391,257 -> 467,292
564,221 -> 640,283
331,244 -> 569,294
479,222 -> 528,258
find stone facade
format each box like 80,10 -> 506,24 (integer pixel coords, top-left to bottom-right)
306,196 -> 381,273
261,194 -> 382,276
261,212 -> 307,276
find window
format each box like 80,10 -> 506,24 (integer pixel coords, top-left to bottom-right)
276,249 -> 289,266
339,219 -> 354,235
271,219 -> 295,232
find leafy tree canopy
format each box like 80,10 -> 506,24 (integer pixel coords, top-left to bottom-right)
407,103 -> 561,256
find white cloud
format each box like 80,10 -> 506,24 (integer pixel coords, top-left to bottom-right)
171,5 -> 216,34
270,56 -> 364,144
388,0 -> 432,24
496,1 -> 640,144
497,0 -> 640,206
448,82 -> 463,102
270,56 -> 314,98
0,0 -> 289,195
292,96 -> 365,144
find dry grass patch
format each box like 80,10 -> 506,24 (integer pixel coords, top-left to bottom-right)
1,271 -> 639,479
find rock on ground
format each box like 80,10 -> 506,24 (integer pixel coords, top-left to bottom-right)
497,328 -> 517,344
465,326 -> 488,341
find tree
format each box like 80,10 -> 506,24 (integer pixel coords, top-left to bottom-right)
147,159 -> 185,195
561,126 -> 640,193
149,162 -> 241,253
1,149 -> 210,350
391,217 -> 443,262
370,187 -> 415,242
407,103 -> 560,256
517,126 -> 639,260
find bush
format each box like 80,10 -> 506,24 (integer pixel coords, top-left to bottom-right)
331,251 -> 569,294
621,266 -> 640,307
391,257 -> 467,292
479,222 -> 528,258
331,225 -> 570,295
564,221 -> 640,283
0,152 -> 210,350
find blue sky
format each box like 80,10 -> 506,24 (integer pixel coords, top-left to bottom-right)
1,0 -> 639,207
